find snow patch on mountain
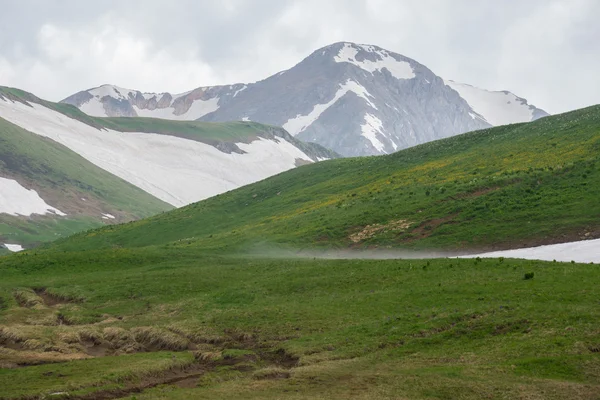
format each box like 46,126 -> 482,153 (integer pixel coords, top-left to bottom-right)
80,98 -> 107,117
445,80 -> 540,126
461,239 -> 600,264
334,43 -> 415,80
0,98 -> 314,207
233,85 -> 247,97
4,244 -> 24,252
0,176 -> 66,217
361,114 -> 386,153
283,79 -> 377,136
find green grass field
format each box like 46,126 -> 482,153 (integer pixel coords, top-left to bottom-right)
0,103 -> 599,398
0,249 -> 598,399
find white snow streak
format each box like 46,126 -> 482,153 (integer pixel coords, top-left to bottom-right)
361,113 -> 386,153
232,85 -> 247,97
102,213 -> 116,220
461,239 -> 600,264
0,177 -> 66,217
4,244 -> 24,252
0,99 -> 313,207
445,80 -> 535,126
283,79 -> 377,136
334,43 -> 415,80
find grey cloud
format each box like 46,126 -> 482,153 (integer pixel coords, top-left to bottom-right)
0,0 -> 598,113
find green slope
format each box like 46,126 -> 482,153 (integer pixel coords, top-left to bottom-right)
50,104 -> 600,253
0,106 -> 599,399
0,117 -> 172,248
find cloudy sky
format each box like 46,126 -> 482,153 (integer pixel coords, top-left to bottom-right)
0,0 -> 598,114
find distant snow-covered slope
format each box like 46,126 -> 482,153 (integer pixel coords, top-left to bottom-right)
64,84 -> 245,120
63,42 -> 549,157
444,80 -> 549,126
0,96 -> 319,207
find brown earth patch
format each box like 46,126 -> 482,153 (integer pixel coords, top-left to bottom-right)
403,214 -> 459,242
33,289 -> 74,307
56,344 -> 299,399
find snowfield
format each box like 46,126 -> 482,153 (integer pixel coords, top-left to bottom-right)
4,244 -> 24,252
334,43 -> 415,80
445,80 -> 536,126
462,239 -> 600,264
0,98 -> 314,207
0,177 -> 66,217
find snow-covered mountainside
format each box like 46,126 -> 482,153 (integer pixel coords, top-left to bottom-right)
63,84 -> 247,120
0,92 -> 328,207
63,42 -> 549,157
444,80 -> 548,126
0,86 -> 335,249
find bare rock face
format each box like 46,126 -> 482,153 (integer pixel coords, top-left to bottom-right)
62,42 -> 548,157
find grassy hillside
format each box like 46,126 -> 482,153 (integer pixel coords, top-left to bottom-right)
50,105 -> 600,253
0,105 -> 599,398
0,117 -> 172,248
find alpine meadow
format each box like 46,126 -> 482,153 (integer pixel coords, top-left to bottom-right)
0,104 -> 599,399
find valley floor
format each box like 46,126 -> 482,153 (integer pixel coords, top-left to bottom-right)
0,249 -> 598,399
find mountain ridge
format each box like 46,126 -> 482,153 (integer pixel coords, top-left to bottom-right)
62,41 -> 549,157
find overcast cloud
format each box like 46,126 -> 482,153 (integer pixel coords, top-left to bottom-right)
0,0 -> 598,113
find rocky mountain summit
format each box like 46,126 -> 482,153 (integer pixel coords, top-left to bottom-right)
63,42 -> 549,156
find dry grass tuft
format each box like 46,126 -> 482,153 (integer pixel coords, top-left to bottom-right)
102,327 -> 131,342
57,329 -> 82,344
131,327 -> 190,351
77,328 -> 103,344
13,289 -> 45,309
0,346 -> 91,365
193,350 -> 222,362
0,326 -> 30,344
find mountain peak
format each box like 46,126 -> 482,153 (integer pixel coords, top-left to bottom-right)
62,42 -> 549,157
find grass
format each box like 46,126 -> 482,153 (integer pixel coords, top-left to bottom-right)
46,104 -> 600,253
0,251 -> 598,398
0,95 -> 599,398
